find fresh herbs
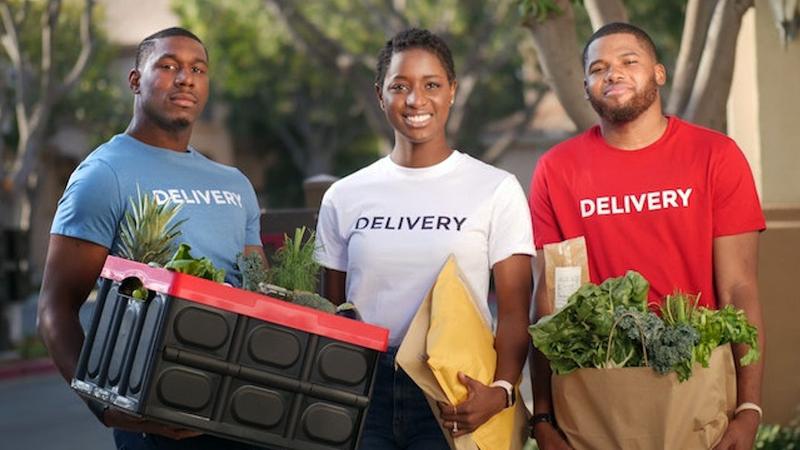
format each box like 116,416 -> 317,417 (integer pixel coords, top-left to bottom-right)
530,272 -> 760,382
270,227 -> 320,292
165,243 -> 226,283
237,227 -> 338,315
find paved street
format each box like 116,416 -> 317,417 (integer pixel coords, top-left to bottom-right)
0,372 -> 114,450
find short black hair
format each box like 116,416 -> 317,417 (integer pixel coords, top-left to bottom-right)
582,22 -> 658,69
375,28 -> 456,88
135,27 -> 208,69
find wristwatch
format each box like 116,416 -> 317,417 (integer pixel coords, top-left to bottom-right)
489,380 -> 515,408
530,413 -> 556,439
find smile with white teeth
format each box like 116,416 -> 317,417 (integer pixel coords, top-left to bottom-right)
404,114 -> 432,125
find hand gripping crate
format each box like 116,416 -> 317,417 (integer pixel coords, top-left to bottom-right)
72,256 -> 388,450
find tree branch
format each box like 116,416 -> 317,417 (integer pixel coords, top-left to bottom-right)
583,0 -> 628,30
666,0 -> 718,116
522,0 -> 596,131
58,0 -> 94,96
683,0 -> 754,131
0,3 -> 28,140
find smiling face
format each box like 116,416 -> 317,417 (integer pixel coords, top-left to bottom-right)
129,36 -> 209,131
584,32 -> 666,124
377,48 -> 456,148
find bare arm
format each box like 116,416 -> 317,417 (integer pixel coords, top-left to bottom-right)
37,235 -> 109,383
322,268 -> 346,306
529,256 -> 572,449
37,235 -> 200,439
712,232 -> 764,450
493,254 -> 533,388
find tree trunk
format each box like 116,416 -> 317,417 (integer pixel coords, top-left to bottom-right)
683,0 -> 754,131
522,0 -> 597,131
584,0 -> 628,30
666,0 -> 719,116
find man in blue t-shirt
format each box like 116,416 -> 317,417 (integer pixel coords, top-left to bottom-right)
38,27 -> 266,450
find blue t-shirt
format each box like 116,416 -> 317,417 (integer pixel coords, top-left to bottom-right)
51,134 -> 262,285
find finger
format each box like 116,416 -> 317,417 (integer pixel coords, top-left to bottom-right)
438,403 -> 457,420
711,434 -> 732,450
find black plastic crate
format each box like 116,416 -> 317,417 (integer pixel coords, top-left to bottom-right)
73,256 -> 388,450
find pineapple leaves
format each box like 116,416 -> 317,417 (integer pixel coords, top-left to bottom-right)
118,186 -> 187,266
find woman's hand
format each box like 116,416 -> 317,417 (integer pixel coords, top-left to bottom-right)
437,372 -> 507,437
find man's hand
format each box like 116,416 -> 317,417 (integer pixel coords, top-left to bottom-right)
713,411 -> 759,450
104,409 -> 202,440
532,422 -> 573,450
437,372 -> 506,437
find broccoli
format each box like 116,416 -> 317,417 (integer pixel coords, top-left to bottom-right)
649,323 -> 699,381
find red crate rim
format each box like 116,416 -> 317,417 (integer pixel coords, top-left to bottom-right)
100,256 -> 388,352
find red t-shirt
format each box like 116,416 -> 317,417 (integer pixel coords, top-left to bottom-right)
529,116 -> 766,308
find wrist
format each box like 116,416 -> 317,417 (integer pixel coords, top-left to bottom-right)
529,412 -> 557,438
489,379 -> 515,408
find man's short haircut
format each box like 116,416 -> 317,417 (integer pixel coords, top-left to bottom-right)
135,27 -> 208,69
582,22 -> 658,69
375,28 -> 456,88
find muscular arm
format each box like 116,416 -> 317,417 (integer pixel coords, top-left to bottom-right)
714,232 -> 764,405
712,232 -> 764,449
493,254 -> 533,387
322,268 -> 346,306
37,235 -> 109,382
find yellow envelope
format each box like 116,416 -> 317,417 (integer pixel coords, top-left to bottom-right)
398,255 -> 528,450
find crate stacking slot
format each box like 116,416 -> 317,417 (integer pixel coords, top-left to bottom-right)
73,256 -> 389,450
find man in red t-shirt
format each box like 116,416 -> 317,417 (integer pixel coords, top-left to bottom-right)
528,23 -> 765,450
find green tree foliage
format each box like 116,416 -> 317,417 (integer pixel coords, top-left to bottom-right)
175,0 -> 529,207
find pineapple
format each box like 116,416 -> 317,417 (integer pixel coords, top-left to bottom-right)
118,186 -> 187,266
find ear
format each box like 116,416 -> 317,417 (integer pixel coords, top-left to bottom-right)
654,63 -> 667,87
449,79 -> 458,106
128,69 -> 141,94
583,79 -> 590,100
375,83 -> 385,111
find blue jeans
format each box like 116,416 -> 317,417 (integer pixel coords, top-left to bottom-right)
359,347 -> 450,450
113,430 -> 266,450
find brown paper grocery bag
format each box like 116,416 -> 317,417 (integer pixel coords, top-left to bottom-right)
552,344 -> 737,450
397,256 -> 529,450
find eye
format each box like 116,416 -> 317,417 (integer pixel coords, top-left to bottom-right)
191,65 -> 207,74
160,63 -> 177,70
624,59 -> 638,65
389,84 -> 408,92
425,81 -> 441,90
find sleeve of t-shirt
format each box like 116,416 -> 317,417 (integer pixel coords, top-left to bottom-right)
314,187 -> 348,271
488,175 -> 536,268
50,158 -> 123,249
240,177 -> 262,246
529,157 -> 563,249
712,141 -> 766,237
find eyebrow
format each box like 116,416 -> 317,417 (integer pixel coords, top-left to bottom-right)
155,53 -> 208,65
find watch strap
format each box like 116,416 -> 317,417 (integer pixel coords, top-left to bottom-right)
489,379 -> 515,408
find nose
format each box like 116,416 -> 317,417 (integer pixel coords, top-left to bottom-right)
405,88 -> 426,107
175,67 -> 195,87
605,64 -> 624,82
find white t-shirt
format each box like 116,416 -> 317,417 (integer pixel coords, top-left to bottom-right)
314,151 -> 535,346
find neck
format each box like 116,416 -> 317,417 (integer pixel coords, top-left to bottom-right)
125,114 -> 193,152
390,134 -> 452,168
599,105 -> 668,150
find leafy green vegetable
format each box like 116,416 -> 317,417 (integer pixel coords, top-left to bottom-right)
238,251 -> 270,292
531,274 -> 760,382
164,243 -> 226,283
270,226 -> 320,292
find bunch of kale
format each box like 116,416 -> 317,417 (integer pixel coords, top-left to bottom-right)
530,271 -> 759,382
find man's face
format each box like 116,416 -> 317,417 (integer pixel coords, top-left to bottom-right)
130,36 -> 209,131
584,33 -> 665,124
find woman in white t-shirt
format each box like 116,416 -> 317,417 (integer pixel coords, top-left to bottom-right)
314,28 -> 534,449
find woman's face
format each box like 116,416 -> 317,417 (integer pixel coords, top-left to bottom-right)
378,48 -> 456,146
